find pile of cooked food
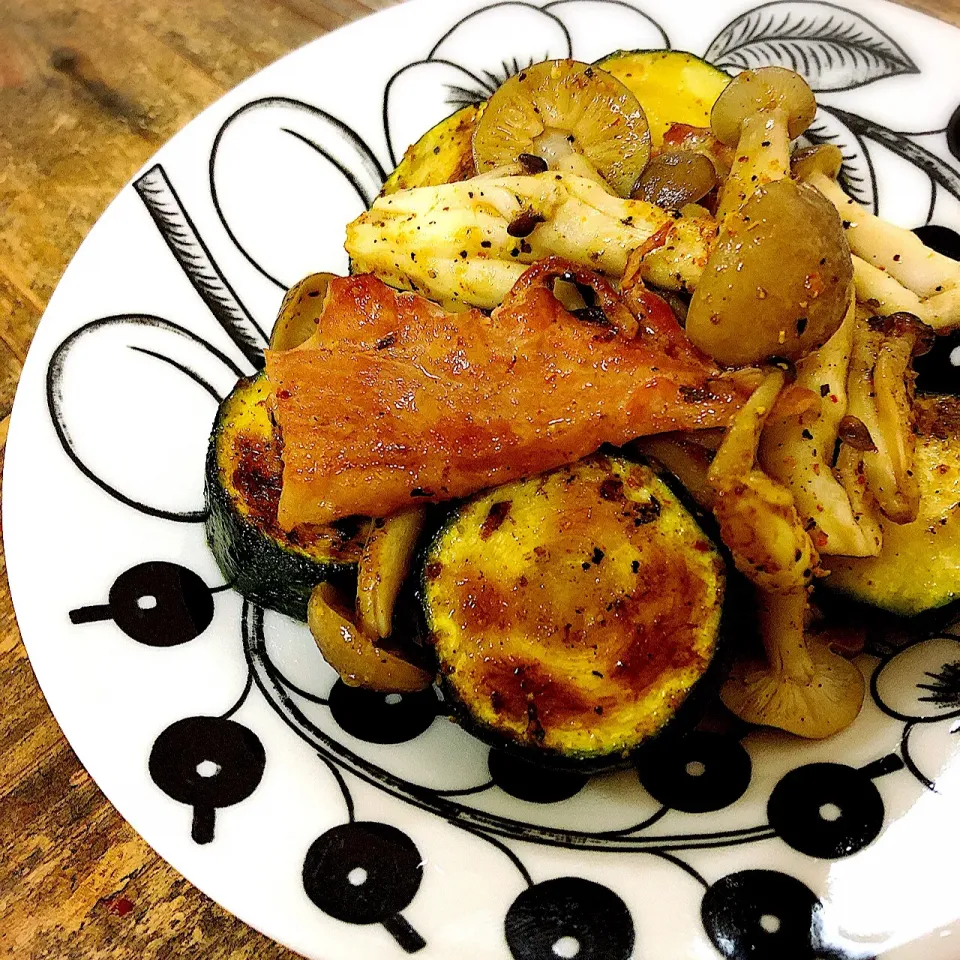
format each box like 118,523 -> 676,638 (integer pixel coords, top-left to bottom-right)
205,51 -> 960,770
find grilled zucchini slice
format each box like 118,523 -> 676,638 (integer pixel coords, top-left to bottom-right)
204,374 -> 370,620
419,453 -> 726,770
597,50 -> 730,146
826,395 -> 960,617
381,105 -> 479,196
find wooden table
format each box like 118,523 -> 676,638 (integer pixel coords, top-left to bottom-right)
0,0 -> 957,955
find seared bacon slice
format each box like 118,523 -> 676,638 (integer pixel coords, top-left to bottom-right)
266,259 -> 748,527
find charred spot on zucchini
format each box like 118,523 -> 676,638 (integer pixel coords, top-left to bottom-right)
419,453 -> 726,770
825,395 -> 960,617
204,374 -> 370,620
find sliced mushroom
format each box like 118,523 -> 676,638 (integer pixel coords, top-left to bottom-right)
711,67 -> 817,221
270,272 -> 334,351
720,588 -> 865,738
846,310 -> 931,524
357,507 -> 427,640
346,172 -> 717,310
472,60 -> 651,196
759,294 -> 883,557
708,370 -> 819,591
308,582 -> 433,693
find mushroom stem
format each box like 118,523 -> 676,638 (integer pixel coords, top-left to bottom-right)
710,68 -> 816,222
710,369 -> 786,480
806,170 -> 960,302
720,587 -> 866,738
356,506 -> 426,640
759,587 -> 815,684
846,310 -> 924,524
708,370 -> 820,591
346,172 -> 716,309
853,256 -> 933,323
717,107 -> 791,221
759,294 -> 883,557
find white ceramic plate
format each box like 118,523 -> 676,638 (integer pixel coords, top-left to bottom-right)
7,0 -> 960,957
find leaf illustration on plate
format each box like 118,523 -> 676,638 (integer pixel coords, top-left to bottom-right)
704,1 -> 919,91
804,106 -> 877,213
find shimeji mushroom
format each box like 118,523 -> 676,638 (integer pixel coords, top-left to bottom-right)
759,295 -> 884,557
356,507 -> 426,640
471,60 -> 652,198
793,144 -> 960,330
308,505 -> 432,692
710,67 -> 817,221
708,371 -> 865,737
684,69 -> 853,366
685,178 -> 854,366
269,272 -> 334,350
720,587 -> 865,739
844,309 -> 933,524
308,582 -> 433,693
707,369 -> 819,592
345,171 -> 717,310
631,150 -> 719,209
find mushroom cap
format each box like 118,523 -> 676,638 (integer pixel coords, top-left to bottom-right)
472,59 -> 652,197
791,143 -> 844,182
630,149 -> 718,209
711,67 -> 817,146
720,640 -> 865,738
686,178 -> 854,366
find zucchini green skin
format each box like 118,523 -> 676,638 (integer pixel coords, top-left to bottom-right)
417,451 -> 728,773
204,375 -> 365,621
826,395 -> 960,617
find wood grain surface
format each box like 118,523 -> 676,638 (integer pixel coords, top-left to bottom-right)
0,0 -> 956,956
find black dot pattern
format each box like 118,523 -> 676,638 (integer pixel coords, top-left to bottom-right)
303,822 -> 426,952
70,561 -> 214,646
913,224 -> 960,261
768,763 -> 884,859
149,716 -> 265,844
637,732 -> 752,813
489,750 -> 589,803
505,878 -> 634,960
328,681 -> 439,744
948,103 -> 960,162
110,561 -> 214,644
702,870 -> 826,960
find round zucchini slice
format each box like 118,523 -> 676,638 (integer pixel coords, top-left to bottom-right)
380,104 -> 479,197
204,374 -> 370,620
420,453 -> 726,770
826,396 -> 960,617
596,50 -> 730,146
